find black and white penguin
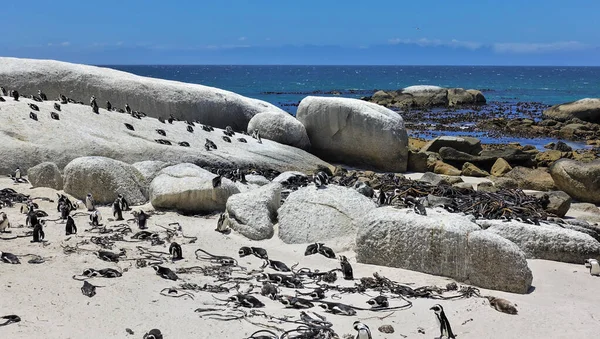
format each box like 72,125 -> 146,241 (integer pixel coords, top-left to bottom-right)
156,129 -> 166,136
367,295 -> 389,308
238,246 -> 269,260
261,281 -> 278,300
106,101 -> 112,111
205,138 -> 217,151
167,114 -> 175,124
212,173 -> 222,188
29,112 -> 38,121
169,242 -> 183,261
304,243 -> 319,256
0,251 -> 20,264
112,198 -> 123,221
97,249 -> 123,262
0,86 -> 6,96
65,215 -> 77,235
153,265 -> 178,280
51,112 -> 60,120
89,210 -> 102,226
353,321 -> 372,339
215,213 -> 228,233
38,89 -> 47,101
187,125 -> 194,133
143,329 -> 163,339
309,288 -> 326,300
339,255 -> 354,280
318,302 -> 356,316
136,210 -> 148,229
263,259 -> 291,272
279,295 -> 314,309
314,171 -> 329,188
28,103 -> 39,111
85,193 -> 95,211
0,212 -> 9,233
59,202 -> 71,220
26,209 -> 39,227
90,96 -> 99,114
237,137 -> 247,143
252,129 -> 262,143
53,102 -> 61,111
125,103 -> 131,114
59,94 -> 67,104
228,294 -> 264,308
116,194 -> 129,211
32,222 -> 45,243
12,90 -> 19,101
585,258 -> 600,276
318,243 -> 336,258
124,123 -> 135,131
225,126 -> 235,136
486,296 -> 518,315
430,304 -> 456,339
222,136 -> 231,143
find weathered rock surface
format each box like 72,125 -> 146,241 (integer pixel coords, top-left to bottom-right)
433,161 -> 461,176
297,97 -> 408,172
149,163 -> 239,213
542,98 -> 600,124
0,96 -> 329,175
133,161 -> 172,183
226,183 -> 281,240
439,147 -> 534,170
0,57 -> 286,130
490,158 -> 512,176
247,111 -> 311,150
528,191 -> 572,217
420,136 -> 482,155
462,162 -> 489,177
480,219 -> 600,264
504,167 -> 556,191
27,162 -> 63,190
278,185 -> 377,250
356,208 -> 532,293
63,156 -> 146,205
550,159 -> 600,204
366,86 -> 486,108
407,151 -> 438,172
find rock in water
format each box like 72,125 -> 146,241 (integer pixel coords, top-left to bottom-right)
355,207 -> 533,293
149,163 -> 239,213
297,96 -> 409,172
550,159 -> 600,204
247,111 -> 311,150
0,57 -> 286,130
279,185 -> 377,251
64,156 -> 146,205
421,136 -> 483,155
27,162 -> 64,190
225,183 -> 282,240
542,98 -> 600,124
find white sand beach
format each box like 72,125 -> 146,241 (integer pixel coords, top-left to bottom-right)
1,177 -> 599,339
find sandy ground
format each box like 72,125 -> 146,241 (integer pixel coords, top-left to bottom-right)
1,177 -> 599,339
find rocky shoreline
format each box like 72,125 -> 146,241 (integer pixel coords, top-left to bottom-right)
1,58 -> 600,338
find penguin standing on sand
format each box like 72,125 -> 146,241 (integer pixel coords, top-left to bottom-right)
353,321 -> 372,339
65,215 -> 77,235
112,198 -> 123,221
90,210 -> 102,226
585,259 -> 600,276
90,96 -> 99,114
85,193 -> 95,211
430,304 -> 456,339
169,242 -> 183,261
339,255 -> 354,280
117,194 -> 129,211
0,86 -> 6,96
32,222 -> 45,243
0,212 -> 10,233
38,90 -> 47,101
125,103 -> 131,114
106,101 -> 112,111
12,90 -> 19,101
136,210 -> 148,229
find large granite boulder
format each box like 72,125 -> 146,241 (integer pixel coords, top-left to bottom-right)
0,57 -> 285,130
63,156 -> 146,205
367,86 -> 486,108
297,97 -> 408,172
149,163 -> 239,213
278,185 -> 377,250
0,95 -> 330,175
27,162 -> 63,190
247,111 -> 311,150
401,86 -> 448,107
133,161 -> 172,183
225,183 -> 282,240
420,136 -> 482,155
504,167 -> 556,191
480,220 -> 600,264
355,208 -> 532,293
448,88 -> 486,106
550,159 -> 600,204
542,98 -> 600,124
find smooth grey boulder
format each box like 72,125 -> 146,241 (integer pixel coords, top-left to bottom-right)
504,166 -> 556,191
401,85 -> 449,107
353,181 -> 374,198
149,163 -> 239,213
226,183 -> 282,240
245,174 -> 270,186
247,111 -> 311,150
297,96 -> 409,172
0,96 -> 330,175
0,57 -> 285,130
63,156 -> 146,205
27,162 -> 63,190
420,136 -> 482,155
278,185 -> 377,250
480,219 -> 600,264
272,171 -> 307,184
356,208 -> 533,293
550,159 -> 600,204
133,161 -> 172,183
542,98 -> 600,124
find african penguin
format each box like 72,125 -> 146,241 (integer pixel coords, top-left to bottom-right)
260,281 -> 278,300
263,259 -> 291,272
54,102 -> 61,111
353,321 -> 372,339
32,222 -> 45,243
136,210 -> 148,229
339,255 -> 354,280
117,194 -> 129,211
367,295 -> 389,308
59,94 -> 67,104
28,103 -> 39,111
318,302 -> 356,316
38,90 -> 47,101
89,210 -> 102,226
430,304 -> 456,339
26,209 -> 39,227
97,250 -> 123,262
309,288 -> 325,300
0,86 -> 6,95
279,295 -> 314,309
167,114 -> 175,124
125,103 -> 131,114
314,171 -> 329,188
215,213 -> 229,233
153,265 -> 178,280
486,296 -> 518,315
12,90 -> 19,101
228,294 -> 264,308
143,329 -> 163,339
0,251 -> 20,264
169,242 -> 183,261
0,212 -> 10,233
187,125 -> 194,133
252,129 -> 262,143
65,215 -> 77,235
105,101 -> 112,111
585,258 -> 600,276
85,193 -> 95,211
90,96 -> 99,114
212,174 -> 222,188
112,198 -> 123,221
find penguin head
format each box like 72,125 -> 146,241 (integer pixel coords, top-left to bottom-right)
238,246 -> 252,257
318,303 -> 330,310
151,265 -> 160,273
353,321 -> 368,332
430,304 -> 443,314
228,295 -> 242,303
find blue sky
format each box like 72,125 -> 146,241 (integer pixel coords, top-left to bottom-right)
2,0 -> 599,65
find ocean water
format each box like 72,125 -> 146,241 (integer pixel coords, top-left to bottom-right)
105,65 -> 600,113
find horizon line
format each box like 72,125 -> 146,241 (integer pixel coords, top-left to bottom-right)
97,64 -> 600,67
